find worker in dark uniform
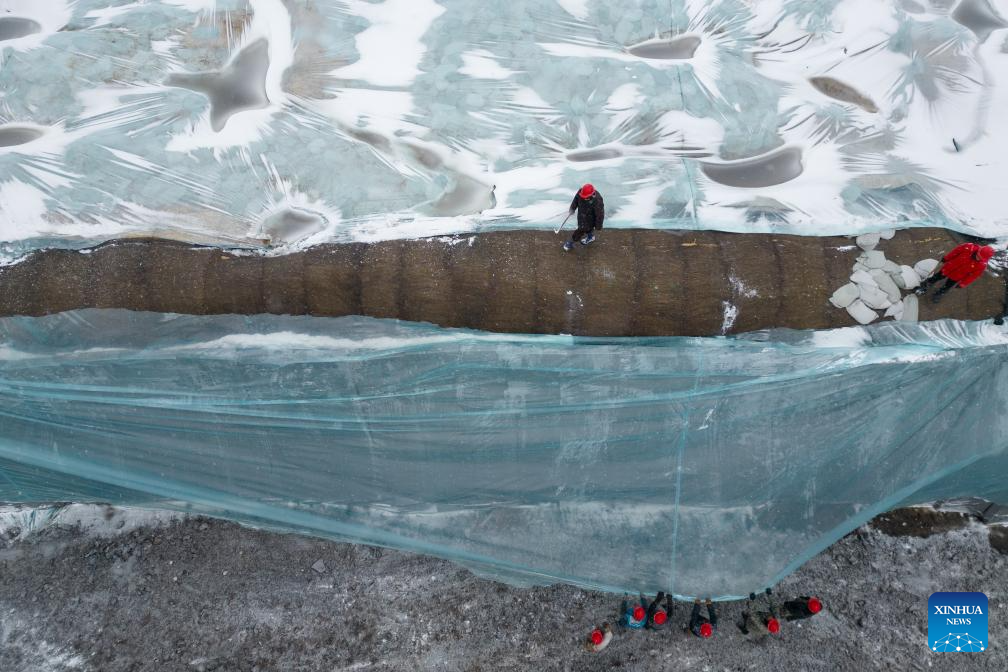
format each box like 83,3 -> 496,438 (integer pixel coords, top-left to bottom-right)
781,595 -> 823,621
689,598 -> 717,638
645,591 -> 671,630
738,589 -> 781,637
564,183 -> 604,251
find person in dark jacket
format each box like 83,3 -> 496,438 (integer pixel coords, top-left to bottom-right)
564,183 -> 604,251
689,598 -> 717,638
915,243 -> 995,303
645,591 -> 671,630
781,595 -> 823,621
738,589 -> 781,638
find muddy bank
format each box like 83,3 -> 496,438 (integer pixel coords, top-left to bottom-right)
0,503 -> 1004,672
0,229 -> 1003,336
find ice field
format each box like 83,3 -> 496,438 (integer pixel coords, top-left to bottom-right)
1,0 -> 1008,597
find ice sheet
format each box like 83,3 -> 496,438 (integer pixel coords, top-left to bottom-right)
1,0 -> 1007,252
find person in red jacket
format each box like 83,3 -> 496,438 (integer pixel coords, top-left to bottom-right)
915,243 -> 995,303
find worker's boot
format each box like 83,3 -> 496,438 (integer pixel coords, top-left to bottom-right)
580,232 -> 595,245
563,240 -> 574,252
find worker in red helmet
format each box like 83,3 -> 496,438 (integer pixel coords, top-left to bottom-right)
915,243 -> 995,303
621,595 -> 648,629
689,598 -> 718,638
645,591 -> 672,630
584,622 -> 613,652
781,595 -> 823,621
563,183 -> 605,252
738,588 -> 781,638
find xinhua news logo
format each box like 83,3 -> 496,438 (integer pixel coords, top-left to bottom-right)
928,592 -> 988,652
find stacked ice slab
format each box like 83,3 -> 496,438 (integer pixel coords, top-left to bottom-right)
1,0 -> 1008,255
828,231 -> 944,324
1,311 -> 1007,597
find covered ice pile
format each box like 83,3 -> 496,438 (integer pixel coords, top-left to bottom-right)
2,0 -> 1008,254
1,310 -> 1007,597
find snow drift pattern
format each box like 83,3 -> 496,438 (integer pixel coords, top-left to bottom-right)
1,310 -> 1006,597
2,0 -> 1008,256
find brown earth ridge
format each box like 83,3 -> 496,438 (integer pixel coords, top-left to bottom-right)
0,228 -> 1003,336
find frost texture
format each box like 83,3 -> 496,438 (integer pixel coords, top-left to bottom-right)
1,0 -> 1008,255
1,310 -> 1007,597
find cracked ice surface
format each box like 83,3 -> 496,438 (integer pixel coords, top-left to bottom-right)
1,0 -> 1008,255
1,310 -> 1008,596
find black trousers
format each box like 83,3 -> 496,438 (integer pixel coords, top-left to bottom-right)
921,274 -> 956,294
690,602 -> 718,636
571,223 -> 595,243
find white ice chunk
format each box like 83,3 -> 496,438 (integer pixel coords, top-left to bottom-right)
884,301 -> 904,319
859,285 -> 892,310
870,269 -> 902,303
850,269 -> 878,287
856,233 -> 880,250
894,265 -> 920,290
882,260 -> 901,274
829,283 -> 860,308
879,229 -> 896,240
899,294 -> 919,322
852,262 -> 869,274
914,259 -> 939,279
863,250 -> 887,269
846,299 -> 879,325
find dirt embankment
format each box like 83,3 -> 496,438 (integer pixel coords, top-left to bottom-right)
0,229 -> 1002,335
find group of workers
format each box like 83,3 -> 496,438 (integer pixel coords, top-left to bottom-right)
584,589 -> 823,653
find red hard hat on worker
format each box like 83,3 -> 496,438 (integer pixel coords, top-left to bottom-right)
590,629 -> 604,645
579,183 -> 595,199
808,597 -> 822,614
768,617 -> 781,634
700,622 -> 713,638
653,610 -> 667,625
632,605 -> 646,622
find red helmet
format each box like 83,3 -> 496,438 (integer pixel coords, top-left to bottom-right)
700,622 -> 713,638
632,605 -> 646,622
653,610 -> 667,625
978,245 -> 995,262
579,183 -> 595,199
590,629 -> 604,646
767,618 -> 781,634
808,597 -> 822,614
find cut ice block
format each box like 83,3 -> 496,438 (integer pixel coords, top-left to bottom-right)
846,299 -> 879,324
830,283 -> 860,308
859,285 -> 892,310
899,294 -> 919,322
856,233 -> 880,250
863,250 -> 887,269
915,259 -> 940,279
851,270 -> 877,287
870,269 -> 902,303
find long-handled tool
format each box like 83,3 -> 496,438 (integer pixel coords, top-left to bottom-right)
554,211 -> 573,235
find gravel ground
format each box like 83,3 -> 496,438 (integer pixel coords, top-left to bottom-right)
0,505 -> 1005,672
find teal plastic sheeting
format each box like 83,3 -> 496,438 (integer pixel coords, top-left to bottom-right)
1,310 -> 1006,597
2,0 -> 1008,258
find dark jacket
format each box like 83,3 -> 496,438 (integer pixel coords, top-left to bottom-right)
782,597 -> 820,621
569,192 -> 605,231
